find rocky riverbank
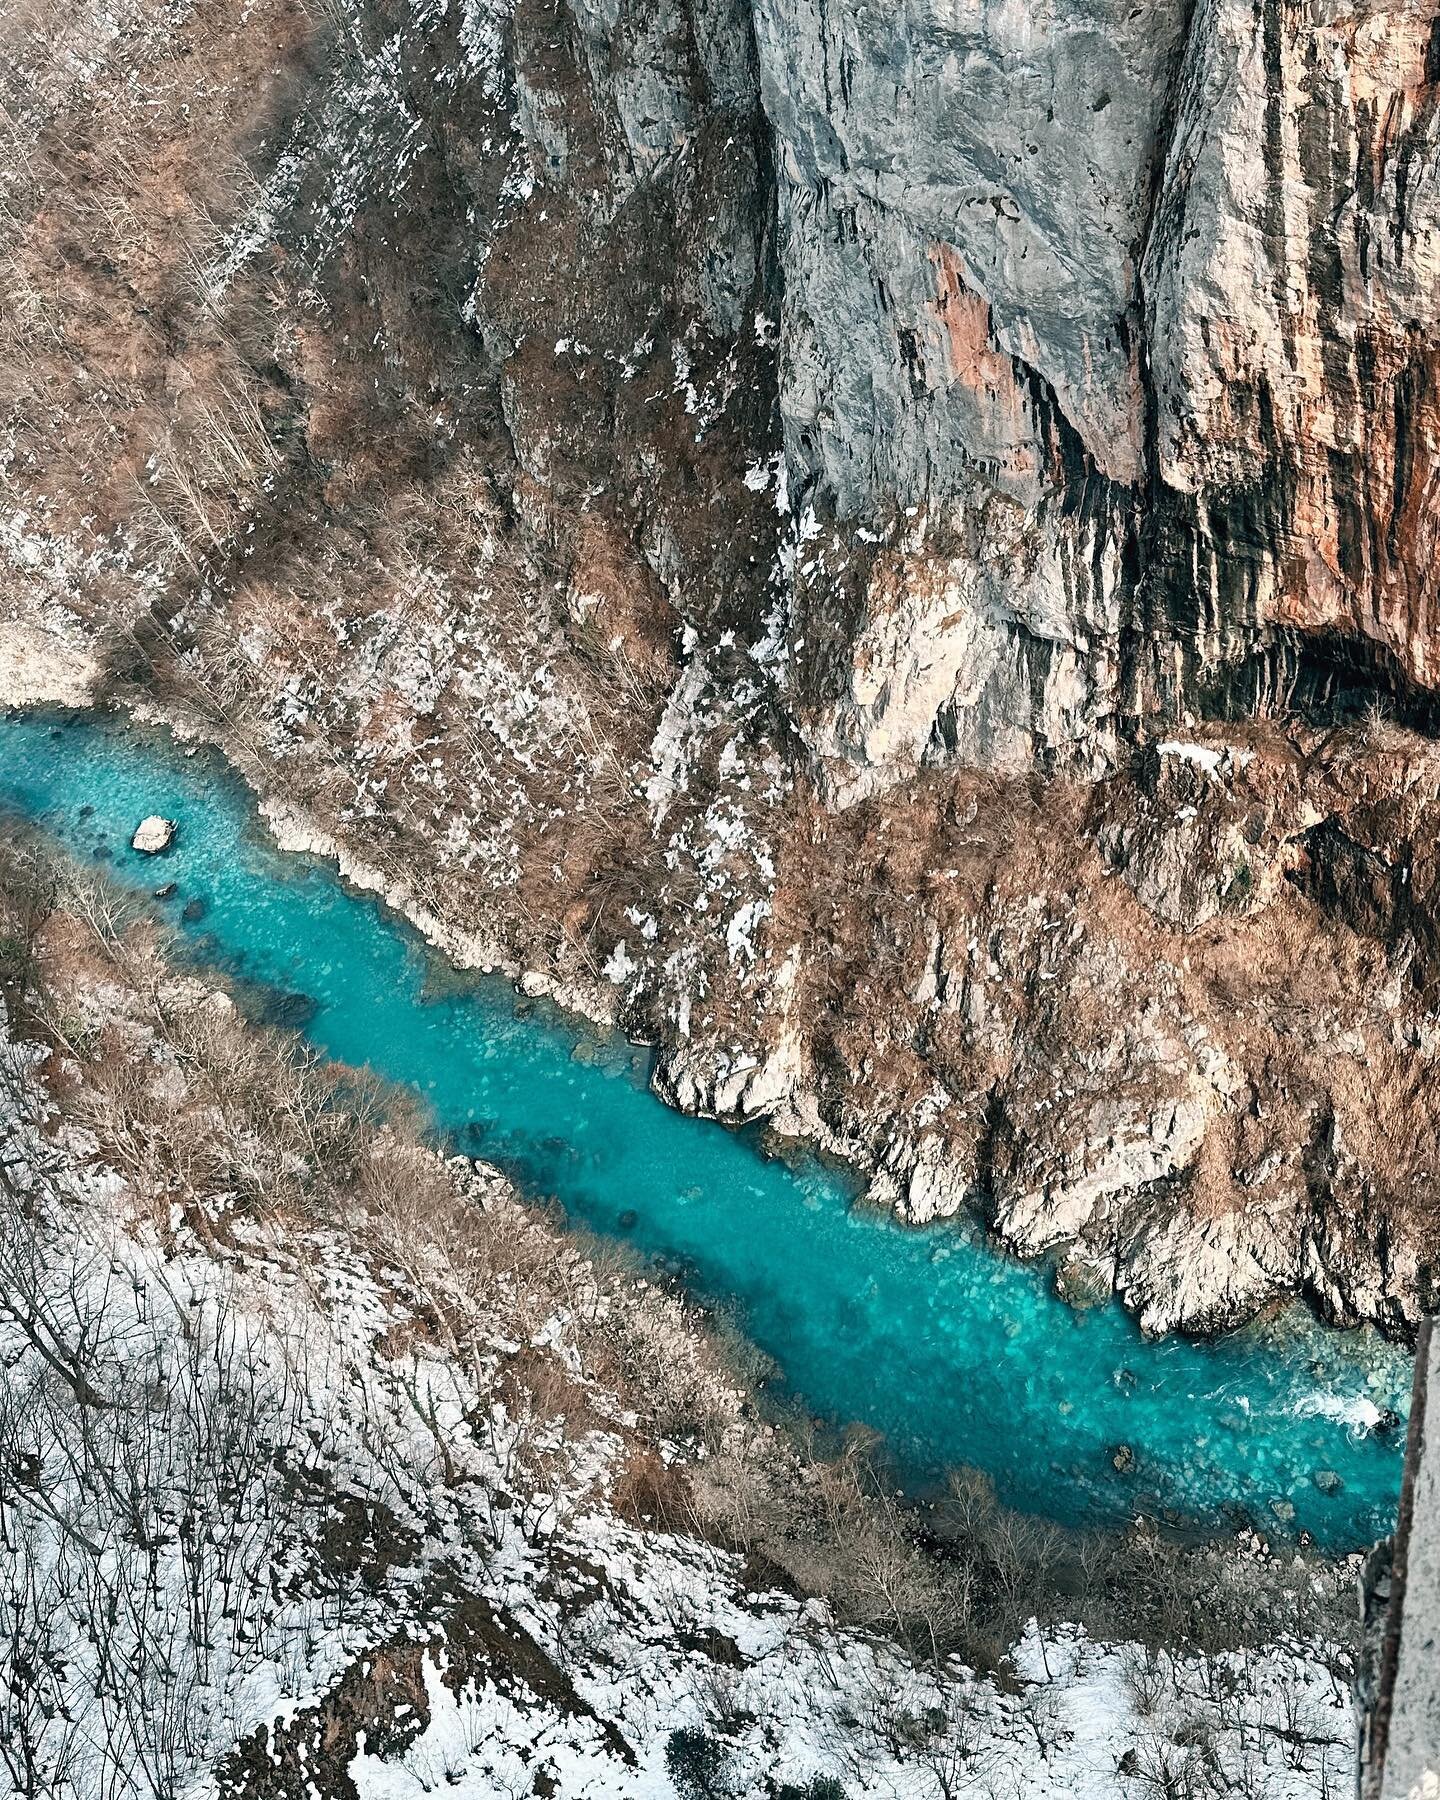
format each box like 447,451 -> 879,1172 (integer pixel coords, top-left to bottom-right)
2,0 -> 1438,1339
105,677 -> 1440,1341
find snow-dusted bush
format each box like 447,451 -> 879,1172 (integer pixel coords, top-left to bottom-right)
0,854 -> 1364,1799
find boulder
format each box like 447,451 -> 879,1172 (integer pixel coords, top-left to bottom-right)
132,816 -> 176,855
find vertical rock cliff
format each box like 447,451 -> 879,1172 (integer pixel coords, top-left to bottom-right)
753,0 -> 1440,797
3,0 -> 1439,1331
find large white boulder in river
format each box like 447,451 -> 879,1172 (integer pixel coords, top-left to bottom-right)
131,816 -> 176,854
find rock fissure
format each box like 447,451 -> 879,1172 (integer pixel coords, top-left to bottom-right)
5,0 -> 1440,1337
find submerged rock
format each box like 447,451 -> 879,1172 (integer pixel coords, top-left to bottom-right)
132,816 -> 176,855
257,990 -> 318,1031
1313,1469 -> 1343,1496
1111,1444 -> 1135,1475
1054,1257 -> 1111,1311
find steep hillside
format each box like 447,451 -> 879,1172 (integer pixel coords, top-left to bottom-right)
2,0 -> 1439,1330
0,848 -> 1364,1798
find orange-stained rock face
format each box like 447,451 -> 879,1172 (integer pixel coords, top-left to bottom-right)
1134,0 -> 1440,715
923,245 -> 1039,495
7,0 -> 1440,1334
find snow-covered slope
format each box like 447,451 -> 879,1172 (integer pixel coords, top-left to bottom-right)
0,855 -> 1361,1798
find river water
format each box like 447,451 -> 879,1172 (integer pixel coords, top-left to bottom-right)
0,711 -> 1413,1547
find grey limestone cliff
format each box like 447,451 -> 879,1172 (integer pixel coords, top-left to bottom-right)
3,0 -> 1440,1335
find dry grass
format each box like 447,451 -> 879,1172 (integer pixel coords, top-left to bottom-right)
0,843 -> 1362,1686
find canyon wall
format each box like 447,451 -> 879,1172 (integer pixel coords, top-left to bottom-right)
489,0 -> 1440,801
759,0 -> 1440,798
3,0 -> 1440,1331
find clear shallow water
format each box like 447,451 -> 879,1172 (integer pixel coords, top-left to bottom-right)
0,712 -> 1413,1548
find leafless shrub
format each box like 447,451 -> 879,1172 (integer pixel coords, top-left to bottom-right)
691,1661 -> 750,1735
0,847 -> 1365,1800
0,1173 -> 319,1795
1121,1643 -> 1171,1721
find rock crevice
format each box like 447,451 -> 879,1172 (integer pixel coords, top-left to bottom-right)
4,0 -> 1440,1335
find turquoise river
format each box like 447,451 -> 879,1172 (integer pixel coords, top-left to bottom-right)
0,712 -> 1415,1548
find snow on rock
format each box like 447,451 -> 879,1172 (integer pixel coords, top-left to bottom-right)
0,930 -> 1361,1800
602,938 -> 639,984
1156,741 -> 1228,779
130,814 -> 177,853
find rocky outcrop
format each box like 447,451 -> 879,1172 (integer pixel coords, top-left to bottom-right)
0,621 -> 97,710
131,816 -> 176,854
761,0 -> 1440,799
4,0 -> 1440,1336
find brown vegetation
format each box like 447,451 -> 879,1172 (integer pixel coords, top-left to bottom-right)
0,843 -> 1362,1688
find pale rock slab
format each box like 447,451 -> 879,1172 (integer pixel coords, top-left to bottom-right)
131,816 -> 177,854
0,621 -> 98,709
